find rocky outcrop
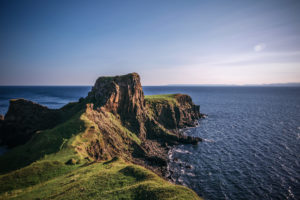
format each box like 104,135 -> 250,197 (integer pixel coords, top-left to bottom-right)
0,99 -> 84,148
146,94 -> 201,130
80,73 -> 202,174
0,99 -> 61,147
87,73 -> 145,115
87,73 -> 147,138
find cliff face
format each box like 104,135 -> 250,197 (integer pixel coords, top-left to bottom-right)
146,94 -> 200,130
87,73 -> 147,138
88,73 -> 145,115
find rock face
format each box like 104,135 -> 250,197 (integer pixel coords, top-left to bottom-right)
88,73 -> 145,115
147,94 -> 201,130
87,73 -> 147,137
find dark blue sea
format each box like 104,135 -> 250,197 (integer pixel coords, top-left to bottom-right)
0,86 -> 92,115
0,86 -> 299,200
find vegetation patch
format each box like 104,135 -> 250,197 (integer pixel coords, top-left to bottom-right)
145,94 -> 178,105
0,110 -> 85,174
0,160 -> 76,194
0,158 -> 202,200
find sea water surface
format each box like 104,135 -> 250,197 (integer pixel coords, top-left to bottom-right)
0,86 -> 91,115
0,86 -> 299,200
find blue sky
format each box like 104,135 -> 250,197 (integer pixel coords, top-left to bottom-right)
0,0 -> 299,85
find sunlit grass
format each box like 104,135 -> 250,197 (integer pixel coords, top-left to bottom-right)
145,94 -> 178,104
0,158 -> 201,200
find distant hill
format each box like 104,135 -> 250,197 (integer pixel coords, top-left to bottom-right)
166,83 -> 300,87
256,83 -> 300,87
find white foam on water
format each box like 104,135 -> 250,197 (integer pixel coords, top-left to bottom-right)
288,186 -> 295,199
186,172 -> 196,177
174,149 -> 191,154
203,138 -> 215,143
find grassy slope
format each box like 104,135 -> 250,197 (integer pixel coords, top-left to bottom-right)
0,160 -> 77,194
0,158 -> 200,200
0,104 -> 202,200
0,110 -> 85,174
145,94 -> 178,104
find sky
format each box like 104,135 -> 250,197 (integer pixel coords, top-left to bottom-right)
0,0 -> 300,86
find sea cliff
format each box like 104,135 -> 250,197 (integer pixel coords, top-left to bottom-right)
0,73 -> 203,200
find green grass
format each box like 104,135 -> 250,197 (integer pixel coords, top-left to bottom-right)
105,111 -> 141,145
0,110 -> 85,174
145,94 -> 178,104
0,158 -> 202,200
0,160 -> 77,194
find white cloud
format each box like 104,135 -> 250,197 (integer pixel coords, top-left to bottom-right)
254,43 -> 266,52
141,50 -> 300,85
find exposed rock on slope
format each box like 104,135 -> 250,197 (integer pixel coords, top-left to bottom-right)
88,73 -> 145,116
146,94 -> 201,129
87,73 -> 147,138
82,73 -> 202,173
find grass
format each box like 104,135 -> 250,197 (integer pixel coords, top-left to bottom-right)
0,160 -> 77,194
105,111 -> 141,145
0,110 -> 86,174
0,158 -> 202,200
145,94 -> 178,105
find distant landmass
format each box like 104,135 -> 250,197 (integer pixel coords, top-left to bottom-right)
166,82 -> 300,87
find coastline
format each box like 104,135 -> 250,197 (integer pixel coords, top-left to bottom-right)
0,73 -> 204,199
166,122 -> 202,183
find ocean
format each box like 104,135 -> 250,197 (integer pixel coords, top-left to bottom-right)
0,86 -> 299,200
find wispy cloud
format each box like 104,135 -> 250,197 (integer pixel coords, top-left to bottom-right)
254,43 -> 266,52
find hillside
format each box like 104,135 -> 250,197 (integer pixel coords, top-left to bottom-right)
0,73 -> 203,200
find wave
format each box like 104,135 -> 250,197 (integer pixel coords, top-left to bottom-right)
203,138 -> 215,143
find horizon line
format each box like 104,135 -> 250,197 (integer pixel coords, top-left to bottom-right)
0,82 -> 300,87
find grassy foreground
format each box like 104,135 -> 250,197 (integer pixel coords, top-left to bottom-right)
0,158 -> 200,200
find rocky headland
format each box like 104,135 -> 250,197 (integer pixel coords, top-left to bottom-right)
0,73 -> 204,200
